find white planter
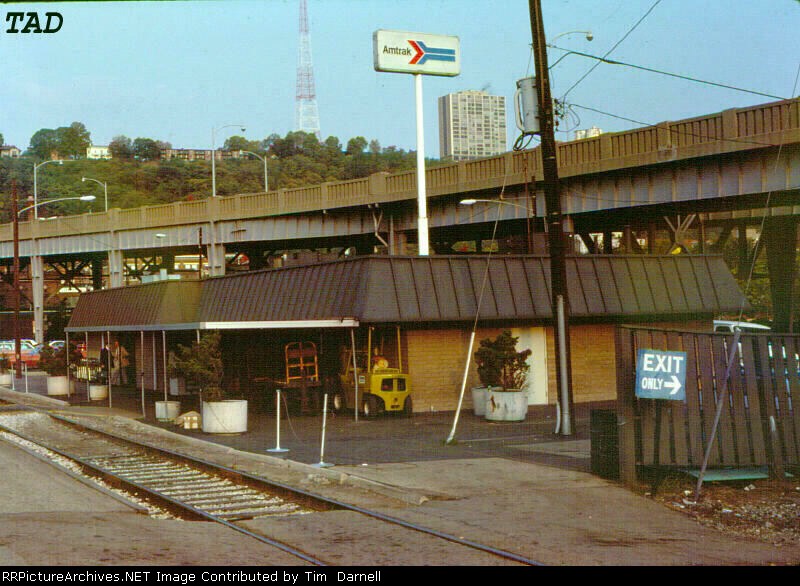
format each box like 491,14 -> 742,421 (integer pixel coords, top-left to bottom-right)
485,389 -> 528,422
89,384 -> 108,400
202,400 -> 248,434
471,386 -> 489,416
155,400 -> 181,422
46,375 -> 70,396
0,372 -> 12,386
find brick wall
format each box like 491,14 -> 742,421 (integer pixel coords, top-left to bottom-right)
405,320 -> 711,411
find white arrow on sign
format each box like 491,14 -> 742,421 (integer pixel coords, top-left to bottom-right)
664,375 -> 682,395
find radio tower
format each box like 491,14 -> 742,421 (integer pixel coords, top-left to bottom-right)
296,0 -> 321,139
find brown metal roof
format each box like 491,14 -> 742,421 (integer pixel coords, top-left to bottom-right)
66,255 -> 747,332
67,280 -> 203,332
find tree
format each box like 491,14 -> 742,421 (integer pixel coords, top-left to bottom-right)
132,137 -> 161,161
346,136 -> 367,156
109,135 -> 134,160
0,132 -> 4,146
224,135 -> 261,154
56,122 -> 91,158
28,128 -> 59,159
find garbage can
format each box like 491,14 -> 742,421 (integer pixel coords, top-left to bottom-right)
590,409 -> 619,479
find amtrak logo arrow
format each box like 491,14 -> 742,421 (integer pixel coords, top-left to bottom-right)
664,375 -> 682,395
408,40 -> 456,65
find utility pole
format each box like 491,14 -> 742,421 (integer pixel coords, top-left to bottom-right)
12,181 -> 21,378
529,0 -> 575,435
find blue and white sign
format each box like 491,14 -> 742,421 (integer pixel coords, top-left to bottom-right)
635,349 -> 687,401
373,30 -> 460,77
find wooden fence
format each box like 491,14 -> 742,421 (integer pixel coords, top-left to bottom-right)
615,326 -> 800,486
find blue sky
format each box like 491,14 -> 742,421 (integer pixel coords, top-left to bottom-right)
2,0 -> 798,157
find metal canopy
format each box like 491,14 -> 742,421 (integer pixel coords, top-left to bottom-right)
66,254 -> 747,334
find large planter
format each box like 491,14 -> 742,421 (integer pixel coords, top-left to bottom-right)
155,400 -> 181,422
202,400 -> 248,434
471,386 -> 489,416
485,389 -> 528,422
0,372 -> 12,386
89,384 -> 108,401
46,375 -> 70,396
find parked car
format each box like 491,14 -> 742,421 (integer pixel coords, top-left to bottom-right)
0,340 -> 41,368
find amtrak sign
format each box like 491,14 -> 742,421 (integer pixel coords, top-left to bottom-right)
635,349 -> 687,401
373,30 -> 460,77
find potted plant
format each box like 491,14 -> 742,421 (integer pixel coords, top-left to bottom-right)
39,345 -> 71,396
170,332 -> 247,433
474,331 -> 531,422
167,351 -> 188,396
87,357 -> 109,400
471,345 -> 499,417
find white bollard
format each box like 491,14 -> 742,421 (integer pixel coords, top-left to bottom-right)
267,389 -> 289,454
313,393 -> 333,468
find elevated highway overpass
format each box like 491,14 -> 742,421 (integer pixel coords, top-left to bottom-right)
2,98 -> 799,340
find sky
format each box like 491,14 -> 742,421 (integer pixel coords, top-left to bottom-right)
2,0 -> 799,158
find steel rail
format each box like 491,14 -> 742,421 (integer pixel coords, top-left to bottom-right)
0,419 -> 327,566
5,407 -> 546,566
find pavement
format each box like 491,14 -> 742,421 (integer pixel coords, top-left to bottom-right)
2,372 -> 799,566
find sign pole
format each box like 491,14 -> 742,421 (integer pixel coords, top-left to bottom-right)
414,73 -> 429,256
373,29 -> 459,257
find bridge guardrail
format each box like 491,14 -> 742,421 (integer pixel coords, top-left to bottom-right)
1,98 -> 798,242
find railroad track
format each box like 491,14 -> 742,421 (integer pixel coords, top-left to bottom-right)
0,407 -> 543,566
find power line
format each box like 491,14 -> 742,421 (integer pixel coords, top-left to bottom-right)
560,0 -> 663,100
550,46 -> 786,101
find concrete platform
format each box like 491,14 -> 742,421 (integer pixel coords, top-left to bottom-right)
1,381 -> 799,566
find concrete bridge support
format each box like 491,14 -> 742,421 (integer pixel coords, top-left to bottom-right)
764,216 -> 798,332
31,256 -> 44,344
108,250 -> 124,289
207,242 -> 226,277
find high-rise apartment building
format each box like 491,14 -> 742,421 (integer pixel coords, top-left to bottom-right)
438,90 -> 507,161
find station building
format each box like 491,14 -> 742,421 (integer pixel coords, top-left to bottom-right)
65,254 -> 747,412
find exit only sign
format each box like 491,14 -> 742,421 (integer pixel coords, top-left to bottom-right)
635,349 -> 687,401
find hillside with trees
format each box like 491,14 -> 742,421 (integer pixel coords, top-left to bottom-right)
0,125 -> 427,223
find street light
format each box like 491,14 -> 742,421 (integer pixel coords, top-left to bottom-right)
211,124 -> 246,197
545,31 -> 593,69
460,198 -> 535,254
33,160 -> 65,220
82,177 -> 108,212
546,30 -> 593,45
239,150 -> 273,192
12,188 -> 95,377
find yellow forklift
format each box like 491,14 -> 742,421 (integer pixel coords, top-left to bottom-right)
333,327 -> 412,417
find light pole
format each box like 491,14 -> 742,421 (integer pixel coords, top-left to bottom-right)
239,150 -> 272,192
33,159 -> 64,219
211,124 -> 246,197
81,177 -> 108,212
12,190 -> 95,377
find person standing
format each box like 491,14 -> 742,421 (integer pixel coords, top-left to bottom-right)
100,343 -> 113,384
113,341 -> 129,385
